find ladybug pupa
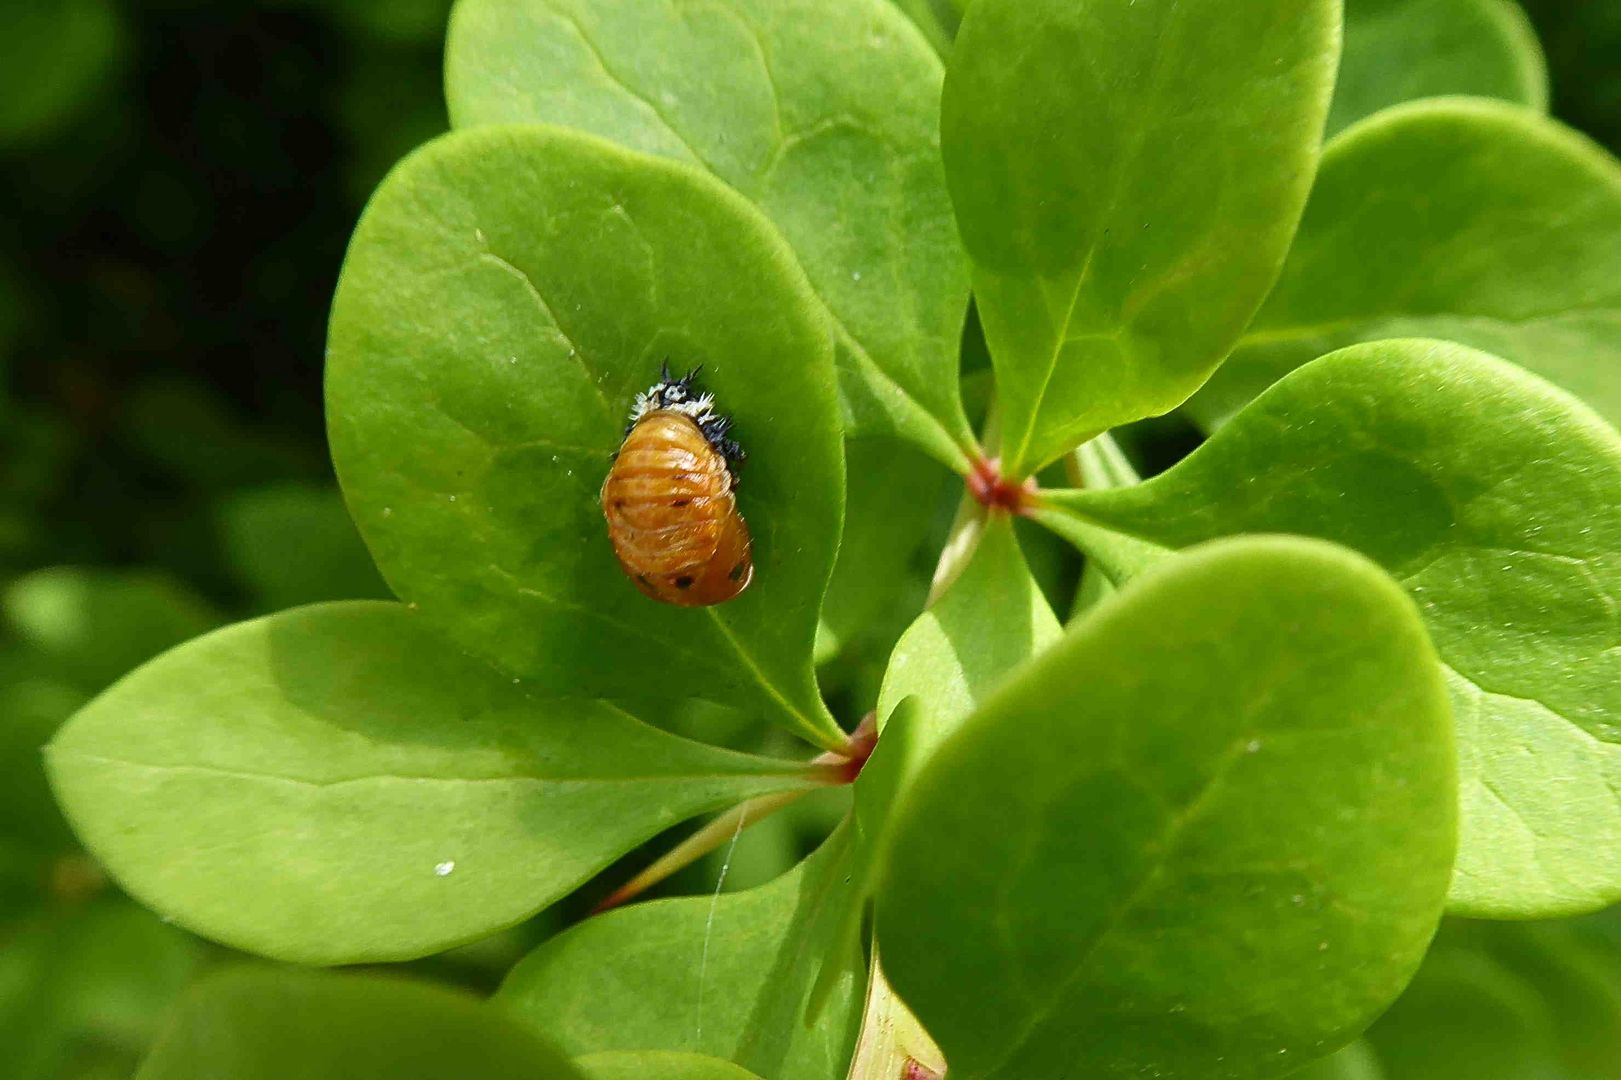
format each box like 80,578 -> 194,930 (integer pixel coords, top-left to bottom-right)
601,364 -> 753,607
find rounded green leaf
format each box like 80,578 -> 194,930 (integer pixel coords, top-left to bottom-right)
446,0 -> 976,468
500,829 -> 863,1080
1330,0 -> 1547,136
945,0 -> 1340,475
326,124 -> 845,748
574,1052 -> 763,1080
877,536 -> 1455,1080
46,602 -> 831,963
136,968 -> 582,1080
1043,340 -> 1621,917
1194,99 -> 1621,430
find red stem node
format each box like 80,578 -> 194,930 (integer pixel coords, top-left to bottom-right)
966,456 -> 1036,515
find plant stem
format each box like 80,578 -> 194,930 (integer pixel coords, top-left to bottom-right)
594,715 -> 878,913
846,948 -> 947,1080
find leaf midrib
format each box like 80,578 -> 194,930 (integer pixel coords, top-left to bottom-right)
46,750 -> 823,791
977,731 -> 1260,1075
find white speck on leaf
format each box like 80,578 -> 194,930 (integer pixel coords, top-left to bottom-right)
1245,739 -> 1262,754
435,861 -> 455,877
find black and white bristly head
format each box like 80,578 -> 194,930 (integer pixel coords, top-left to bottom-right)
627,361 -> 747,468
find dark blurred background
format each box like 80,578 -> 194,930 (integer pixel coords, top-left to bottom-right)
1,1 -> 1619,1077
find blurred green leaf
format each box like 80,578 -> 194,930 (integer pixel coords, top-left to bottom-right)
878,537 -> 1455,1079
445,0 -> 975,467
216,482 -> 388,611
47,602 -> 833,964
136,968 -> 582,1079
1367,924 -> 1570,1080
1331,0 -> 1547,136
122,378 -> 322,491
0,0 -> 123,148
3,567 -> 219,692
500,828 -> 863,1080
1042,340 -> 1621,917
1192,100 -> 1621,430
944,0 -> 1339,474
0,901 -> 204,1080
327,124 -> 846,748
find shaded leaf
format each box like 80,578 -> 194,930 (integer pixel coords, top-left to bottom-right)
1193,99 -> 1621,430
944,0 -> 1339,474
0,901 -> 203,1080
446,0 -> 976,467
1368,917 -> 1621,1080
326,124 -> 846,748
136,968 -> 581,1080
1330,0 -> 1547,136
499,827 -> 863,1080
47,602 -> 832,963
876,514 -> 1059,737
816,436 -> 952,667
216,482 -> 389,611
878,537 -> 1455,1079
574,1051 -> 763,1080
1285,1041 -> 1386,1080
1041,340 -> 1621,916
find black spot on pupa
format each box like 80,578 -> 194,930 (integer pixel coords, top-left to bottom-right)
675,575 -> 695,589
636,574 -> 651,586
728,562 -> 746,582
671,498 -> 690,507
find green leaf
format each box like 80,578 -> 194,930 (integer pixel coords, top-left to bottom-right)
886,0 -> 957,56
136,968 -> 583,1080
944,0 -> 1340,475
574,1051 -> 763,1080
1192,99 -> 1621,431
1285,1041 -> 1386,1080
0,656 -> 87,867
1041,340 -> 1621,917
326,124 -> 846,749
0,901 -> 203,1080
1365,924 -> 1566,1080
1367,916 -> 1621,1080
499,827 -> 863,1080
46,602 -> 832,964
877,536 -> 1455,1079
4,567 -> 220,693
446,0 -> 976,468
1330,0 -> 1547,136
876,514 -> 1060,738
217,482 -> 390,611
816,436 -> 952,667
